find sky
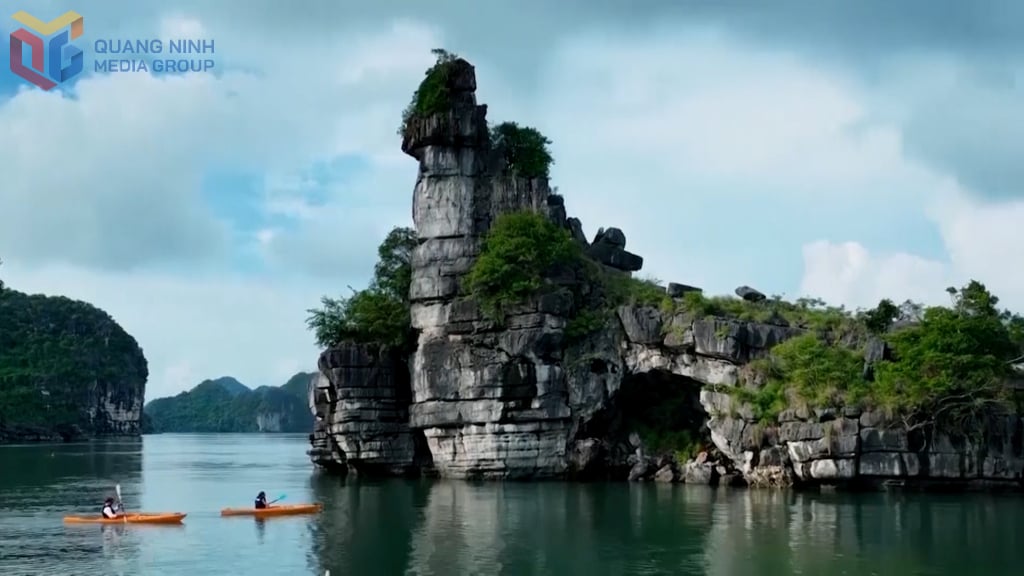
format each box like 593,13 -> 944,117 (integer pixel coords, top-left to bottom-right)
1,0 -> 1023,401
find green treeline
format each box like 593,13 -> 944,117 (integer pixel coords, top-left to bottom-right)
144,374 -> 315,433
0,264 -> 148,434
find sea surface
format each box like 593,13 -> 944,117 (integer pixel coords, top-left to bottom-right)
0,433 -> 1021,575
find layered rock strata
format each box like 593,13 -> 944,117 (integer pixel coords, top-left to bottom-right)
309,344 -> 427,475
619,308 -> 1024,488
308,57 -> 1024,488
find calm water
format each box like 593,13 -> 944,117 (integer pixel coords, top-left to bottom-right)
0,434 -> 1021,575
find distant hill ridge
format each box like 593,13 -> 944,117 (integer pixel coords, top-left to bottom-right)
204,376 -> 250,396
143,372 -> 316,433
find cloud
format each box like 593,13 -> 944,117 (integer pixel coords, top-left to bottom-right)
800,191 -> 1024,312
5,0 -> 1024,401
0,16 -> 439,272
0,73 -> 232,270
0,12 -> 441,398
527,29 -> 942,297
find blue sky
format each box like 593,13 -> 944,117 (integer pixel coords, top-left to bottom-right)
2,0 -> 1023,400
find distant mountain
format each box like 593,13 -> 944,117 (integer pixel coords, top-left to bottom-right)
143,372 -> 315,433
279,371 -> 315,399
205,376 -> 250,396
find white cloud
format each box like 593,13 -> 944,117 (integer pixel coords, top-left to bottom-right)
799,240 -> 953,309
159,15 -> 208,39
800,191 -> 1024,312
516,29 -> 941,297
5,4 -> 1024,402
0,18 -> 440,271
0,15 -> 440,398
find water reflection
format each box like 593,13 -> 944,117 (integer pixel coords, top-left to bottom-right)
307,478 -> 1024,576
255,517 -> 267,545
0,439 -> 144,574
309,474 -> 430,575
0,438 -> 143,501
3,435 -> 1023,575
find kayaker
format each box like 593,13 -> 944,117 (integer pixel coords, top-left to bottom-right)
102,497 -> 119,519
255,491 -> 268,509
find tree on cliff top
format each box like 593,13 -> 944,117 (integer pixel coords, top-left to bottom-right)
0,284 -> 148,432
306,226 -> 418,350
399,48 -> 460,135
490,122 -> 555,179
872,281 -> 1021,419
737,280 -> 1024,434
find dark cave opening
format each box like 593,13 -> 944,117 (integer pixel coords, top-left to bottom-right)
573,369 -> 712,479
615,369 -> 710,459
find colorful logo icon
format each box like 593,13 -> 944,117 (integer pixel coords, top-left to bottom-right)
9,10 -> 84,90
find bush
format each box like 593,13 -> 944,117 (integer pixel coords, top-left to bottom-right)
602,273 -> 671,309
870,282 -> 1019,430
399,49 -> 460,135
564,309 -> 607,342
731,281 -> 1023,432
489,121 -> 555,179
463,211 -> 580,322
734,334 -> 867,422
306,226 -> 418,349
675,291 -> 857,334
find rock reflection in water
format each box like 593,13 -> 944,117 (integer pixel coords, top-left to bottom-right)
308,479 -> 1024,576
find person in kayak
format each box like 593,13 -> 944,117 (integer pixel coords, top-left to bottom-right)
102,497 -> 120,519
255,491 -> 268,509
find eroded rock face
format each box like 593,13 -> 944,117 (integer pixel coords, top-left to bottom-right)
308,344 -> 428,476
700,388 -> 1024,488
396,59 -> 573,478
308,57 -> 1024,489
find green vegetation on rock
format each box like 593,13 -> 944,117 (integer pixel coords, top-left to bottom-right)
675,291 -> 858,334
731,334 -> 867,422
724,281 -> 1024,434
464,211 -> 581,322
0,277 -> 148,436
489,121 -> 555,179
144,374 -> 315,433
399,48 -> 460,135
306,226 -> 418,350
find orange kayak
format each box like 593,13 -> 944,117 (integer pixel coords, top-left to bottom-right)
63,512 -> 187,525
220,503 -> 322,517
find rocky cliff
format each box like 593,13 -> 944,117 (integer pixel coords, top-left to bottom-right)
0,286 -> 148,443
308,56 -> 1024,489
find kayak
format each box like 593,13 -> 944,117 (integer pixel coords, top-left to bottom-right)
220,503 -> 322,517
63,512 -> 187,525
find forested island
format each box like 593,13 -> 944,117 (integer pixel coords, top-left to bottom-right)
304,51 -> 1024,489
0,259 -> 149,442
144,373 -> 315,433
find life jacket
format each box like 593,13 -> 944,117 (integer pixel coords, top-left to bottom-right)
102,504 -> 117,518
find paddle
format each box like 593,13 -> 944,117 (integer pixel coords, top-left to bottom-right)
115,483 -> 126,524
268,493 -> 287,505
